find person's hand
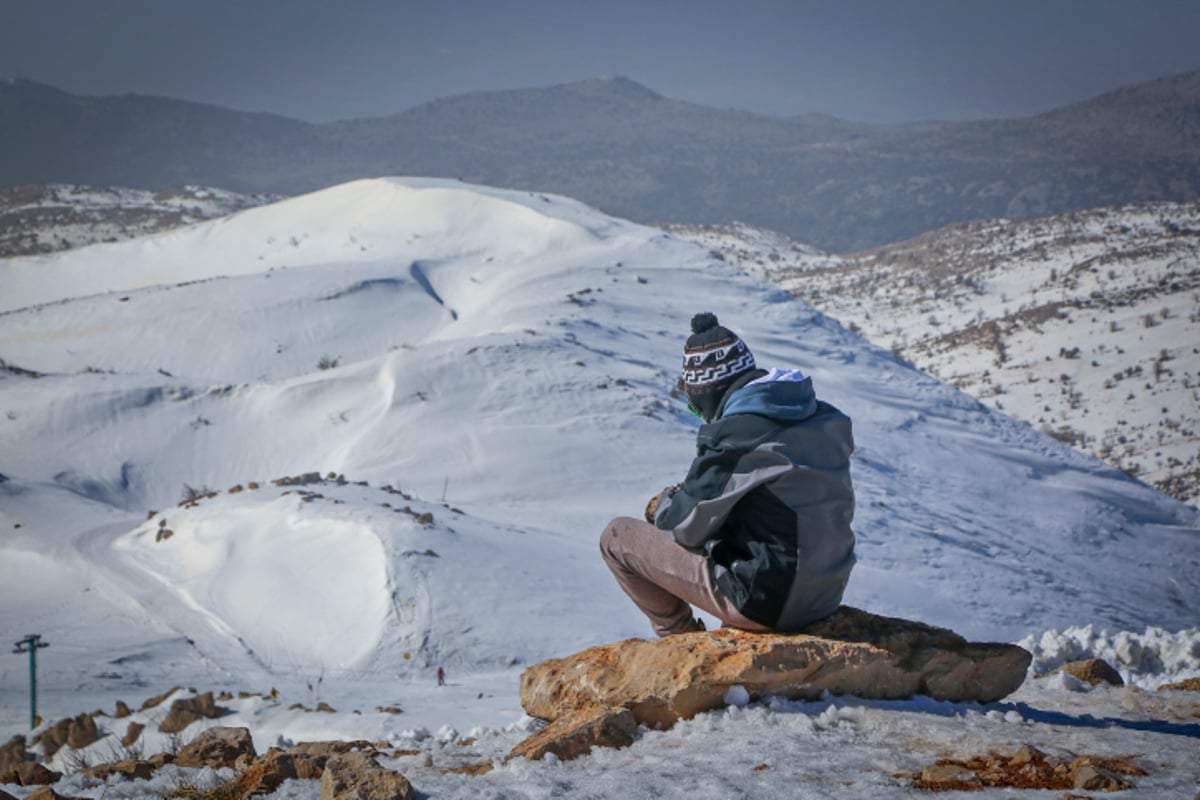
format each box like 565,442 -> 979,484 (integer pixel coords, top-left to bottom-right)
644,484 -> 682,523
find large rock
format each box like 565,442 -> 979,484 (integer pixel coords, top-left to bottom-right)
82,760 -> 156,782
0,736 -> 27,777
520,607 -> 1031,731
173,726 -> 256,769
3,762 -> 61,786
159,692 -> 228,734
1053,658 -> 1124,687
320,752 -> 414,800
507,706 -> 637,762
31,715 -> 99,760
241,750 -> 327,795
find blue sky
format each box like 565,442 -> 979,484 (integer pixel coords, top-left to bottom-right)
2,0 -> 1198,123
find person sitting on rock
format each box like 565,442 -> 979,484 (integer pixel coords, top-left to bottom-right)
600,312 -> 857,636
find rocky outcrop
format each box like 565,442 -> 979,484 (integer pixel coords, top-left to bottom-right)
159,692 -> 229,734
0,736 -> 28,777
515,607 -> 1031,759
173,726 -> 256,769
24,787 -> 84,800
141,686 -> 182,710
899,746 -> 1145,792
1051,658 -> 1124,687
0,761 -> 61,786
242,750 -> 327,794
1157,676 -> 1200,692
508,706 -> 637,762
82,759 -> 155,782
319,752 -> 415,800
120,722 -> 144,748
31,714 -> 99,759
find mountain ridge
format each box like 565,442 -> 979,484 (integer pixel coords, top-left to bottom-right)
2,71 -> 1198,250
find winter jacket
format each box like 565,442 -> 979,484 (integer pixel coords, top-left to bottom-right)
653,368 -> 856,630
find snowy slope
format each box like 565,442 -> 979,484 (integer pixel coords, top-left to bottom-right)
1,178 -> 1198,797
670,204 -> 1200,505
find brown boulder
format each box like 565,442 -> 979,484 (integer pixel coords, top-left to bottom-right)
159,692 -> 229,734
65,715 -> 98,751
1072,762 -> 1132,791
507,706 -> 637,761
120,722 -> 144,748
520,607 -> 1031,730
320,752 -> 415,800
82,759 -> 156,782
141,687 -> 182,710
920,763 -> 983,788
113,701 -> 133,719
174,726 -> 257,769
1157,676 -> 1200,692
246,750 -> 327,793
32,715 -> 99,760
24,787 -> 83,800
0,736 -> 28,776
6,762 -> 61,786
288,741 -> 379,762
1056,658 -> 1124,687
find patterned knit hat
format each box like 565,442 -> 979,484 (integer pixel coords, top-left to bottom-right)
679,312 -> 755,419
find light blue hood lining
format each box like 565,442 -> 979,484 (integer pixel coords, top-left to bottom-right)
722,368 -> 817,421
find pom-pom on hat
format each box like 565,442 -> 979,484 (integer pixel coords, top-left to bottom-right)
679,312 -> 755,418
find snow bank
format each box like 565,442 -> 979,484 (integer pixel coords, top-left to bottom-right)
1020,625 -> 1200,687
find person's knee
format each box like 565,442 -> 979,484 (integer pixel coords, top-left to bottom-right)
599,517 -> 622,559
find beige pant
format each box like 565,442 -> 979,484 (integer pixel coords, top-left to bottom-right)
600,516 -> 770,637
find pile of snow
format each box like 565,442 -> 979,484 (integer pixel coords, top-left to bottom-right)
1021,625 -> 1200,687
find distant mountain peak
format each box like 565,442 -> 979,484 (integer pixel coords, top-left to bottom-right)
0,77 -> 74,102
564,75 -> 664,102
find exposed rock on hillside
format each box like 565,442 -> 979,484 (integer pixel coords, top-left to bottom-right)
0,184 -> 273,258
514,607 -> 1031,759
321,751 -> 415,800
159,692 -> 228,733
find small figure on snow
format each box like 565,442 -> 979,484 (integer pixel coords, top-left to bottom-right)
437,666 -> 445,686
601,312 -> 856,636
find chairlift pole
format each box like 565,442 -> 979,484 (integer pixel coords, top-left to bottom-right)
12,634 -> 49,730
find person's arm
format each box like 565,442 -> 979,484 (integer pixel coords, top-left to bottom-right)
655,432 -> 794,551
653,436 -> 740,549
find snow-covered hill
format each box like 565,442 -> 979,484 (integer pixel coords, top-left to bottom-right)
669,202 -> 1200,506
0,184 -> 275,258
1,179 -> 1198,797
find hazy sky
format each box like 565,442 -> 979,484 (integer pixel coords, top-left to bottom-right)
2,0 -> 1198,124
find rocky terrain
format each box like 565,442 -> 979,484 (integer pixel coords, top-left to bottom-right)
668,200 -> 1200,505
0,184 -> 274,257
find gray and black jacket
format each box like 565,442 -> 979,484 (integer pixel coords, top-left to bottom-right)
654,368 -> 856,630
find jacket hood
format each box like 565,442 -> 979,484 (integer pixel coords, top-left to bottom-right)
721,368 -> 817,422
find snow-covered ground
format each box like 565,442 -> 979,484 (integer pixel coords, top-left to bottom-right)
1,178 -> 1198,797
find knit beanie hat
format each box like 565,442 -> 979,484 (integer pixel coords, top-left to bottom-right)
679,312 -> 756,421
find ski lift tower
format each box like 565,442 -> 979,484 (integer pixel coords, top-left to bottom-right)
12,634 -> 49,730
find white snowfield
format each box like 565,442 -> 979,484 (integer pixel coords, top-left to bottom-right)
1,177 -> 1198,798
